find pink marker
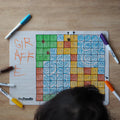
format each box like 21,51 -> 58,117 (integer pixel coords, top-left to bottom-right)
100,33 -> 119,64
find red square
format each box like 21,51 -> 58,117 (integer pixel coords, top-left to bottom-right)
84,81 -> 91,86
71,54 -> 77,61
70,74 -> 78,81
64,41 -> 71,48
36,95 -> 43,101
36,88 -> 43,95
98,74 -> 105,81
36,68 -> 43,74
36,80 -> 43,88
36,74 -> 43,80
84,68 -> 91,75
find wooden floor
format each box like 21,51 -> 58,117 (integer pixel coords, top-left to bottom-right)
0,0 -> 120,119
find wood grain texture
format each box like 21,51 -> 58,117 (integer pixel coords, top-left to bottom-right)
0,0 -> 120,119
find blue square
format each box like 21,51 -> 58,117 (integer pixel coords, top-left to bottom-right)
77,61 -> 84,67
77,48 -> 84,54
99,36 -> 103,42
43,75 -> 49,81
78,35 -> 84,41
57,81 -> 64,88
92,42 -> 99,49
64,55 -> 70,60
98,55 -> 105,61
98,62 -> 105,67
64,87 -> 70,90
78,42 -> 84,47
84,61 -> 91,67
64,81 -> 70,88
43,88 -> 50,94
50,88 -> 56,94
56,87 -> 64,93
64,67 -> 70,74
57,60 -> 63,67
57,74 -> 63,80
50,48 -> 57,54
98,48 -> 105,55
43,61 -> 50,67
91,49 -> 98,54
50,68 -> 57,75
43,81 -> 49,88
50,55 -> 57,60
99,42 -> 105,49
57,34 -> 64,41
50,61 -> 57,67
90,62 -> 98,67
77,55 -> 84,60
84,55 -> 91,62
98,67 -> 105,74
64,60 -> 70,67
43,67 -> 49,74
91,35 -> 99,41
50,74 -> 56,81
85,35 -> 91,41
91,55 -> 97,61
49,81 -> 56,88
57,67 -> 63,74
84,42 -> 91,49
64,74 -> 70,81
84,49 -> 91,54
57,55 -> 63,60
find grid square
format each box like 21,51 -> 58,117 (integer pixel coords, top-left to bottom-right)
50,48 -> 57,54
84,75 -> 91,81
43,61 -> 50,67
91,81 -> 98,87
57,48 -> 63,54
78,35 -> 84,42
64,60 -> 70,67
71,61 -> 77,67
36,95 -> 43,101
57,41 -> 64,47
85,35 -> 91,42
71,48 -> 77,54
71,68 -> 78,74
98,74 -> 105,81
64,35 -> 70,41
36,74 -> 43,81
91,75 -> 97,81
78,82 -> 84,87
36,42 -> 44,48
36,68 -> 43,74
91,68 -> 98,74
50,42 -> 57,48
36,88 -> 43,95
71,54 -> 77,61
57,34 -> 64,41
64,41 -> 71,48
64,74 -> 70,81
36,35 -> 44,42
70,35 -> 78,42
50,55 -> 57,60
50,35 -> 57,42
57,60 -> 63,67
64,55 -> 70,60
70,74 -> 78,81
64,48 -> 70,54
36,81 -> 43,88
57,81 -> 64,88
57,68 -> 63,74
57,55 -> 63,60
36,61 -> 43,68
84,81 -> 91,86
43,81 -> 49,88
70,81 -> 77,88
44,35 -> 50,41
36,48 -> 43,55
43,88 -> 50,95
71,42 -> 77,47
64,67 -> 70,74
78,68 -> 84,74
57,74 -> 63,80
84,68 -> 91,75
78,75 -> 84,81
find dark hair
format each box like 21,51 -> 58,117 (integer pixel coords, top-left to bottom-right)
34,86 -> 111,120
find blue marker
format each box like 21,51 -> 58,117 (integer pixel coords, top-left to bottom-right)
5,14 -> 32,39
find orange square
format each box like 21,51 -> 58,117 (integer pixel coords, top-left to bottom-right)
71,54 -> 77,61
36,74 -> 43,80
70,74 -> 78,81
36,88 -> 43,95
36,68 -> 43,74
64,41 -> 71,48
98,74 -> 105,81
84,81 -> 91,86
84,68 -> 91,75
36,80 -> 43,88
36,95 -> 43,101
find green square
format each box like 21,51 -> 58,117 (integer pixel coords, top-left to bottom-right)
43,48 -> 50,55
50,42 -> 57,48
50,35 -> 57,42
44,55 -> 50,61
36,42 -> 44,48
36,55 -> 43,61
49,94 -> 56,99
36,35 -> 44,42
36,48 -> 43,55
43,94 -> 50,101
36,61 -> 43,67
44,35 -> 50,41
44,42 -> 50,48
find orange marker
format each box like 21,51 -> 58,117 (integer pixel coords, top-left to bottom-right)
105,81 -> 120,101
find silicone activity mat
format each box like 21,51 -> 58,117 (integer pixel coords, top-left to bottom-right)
9,31 -> 109,105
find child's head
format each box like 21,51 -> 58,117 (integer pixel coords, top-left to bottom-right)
34,86 -> 111,120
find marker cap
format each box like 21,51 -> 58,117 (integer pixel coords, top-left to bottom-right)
100,33 -> 109,45
20,14 -> 32,25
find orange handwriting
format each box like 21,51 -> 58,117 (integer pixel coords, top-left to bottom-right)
14,65 -> 24,77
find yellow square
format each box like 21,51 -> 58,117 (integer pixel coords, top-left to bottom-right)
91,68 -> 98,74
91,75 -> 97,81
57,41 -> 63,47
70,81 -> 77,88
64,35 -> 70,41
71,42 -> 77,48
57,48 -> 63,54
98,87 -> 105,94
78,68 -> 84,74
98,81 -> 105,87
64,48 -> 70,54
71,61 -> 77,67
71,48 -> 77,54
91,81 -> 98,87
70,35 -> 78,42
71,68 -> 78,74
84,75 -> 91,81
78,75 -> 84,81
78,82 -> 84,87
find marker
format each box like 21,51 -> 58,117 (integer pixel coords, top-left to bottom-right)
0,66 -> 14,74
105,80 -> 120,101
0,88 -> 23,108
100,33 -> 119,64
0,83 -> 16,87
5,14 -> 32,39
